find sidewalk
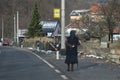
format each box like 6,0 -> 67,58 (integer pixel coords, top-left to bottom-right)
35,50 -> 120,80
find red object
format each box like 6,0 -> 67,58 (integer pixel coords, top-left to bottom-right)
3,41 -> 9,46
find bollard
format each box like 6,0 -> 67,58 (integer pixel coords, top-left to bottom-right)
56,50 -> 60,60
37,47 -> 40,52
21,45 -> 23,48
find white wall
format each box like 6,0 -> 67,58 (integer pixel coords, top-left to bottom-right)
113,34 -> 120,40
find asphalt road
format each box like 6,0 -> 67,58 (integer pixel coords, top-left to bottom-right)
0,46 -> 120,80
0,46 -> 64,80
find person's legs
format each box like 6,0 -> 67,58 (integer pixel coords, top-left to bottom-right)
71,64 -> 74,71
67,64 -> 70,71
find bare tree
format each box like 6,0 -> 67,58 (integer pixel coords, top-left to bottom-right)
101,0 -> 120,47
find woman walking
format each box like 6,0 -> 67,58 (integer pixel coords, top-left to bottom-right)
65,30 -> 80,71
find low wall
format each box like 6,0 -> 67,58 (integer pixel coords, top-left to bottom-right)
109,49 -> 120,64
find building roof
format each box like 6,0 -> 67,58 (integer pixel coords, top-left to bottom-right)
40,20 -> 60,32
70,9 -> 90,16
103,27 -> 120,33
113,27 -> 120,33
90,3 -> 101,13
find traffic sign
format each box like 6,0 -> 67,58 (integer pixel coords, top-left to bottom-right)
53,8 -> 60,18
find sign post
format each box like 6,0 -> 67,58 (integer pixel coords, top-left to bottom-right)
61,0 -> 65,49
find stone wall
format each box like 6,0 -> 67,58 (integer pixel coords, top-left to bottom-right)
108,49 -> 120,64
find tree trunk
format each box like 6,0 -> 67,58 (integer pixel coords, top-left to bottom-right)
108,33 -> 111,48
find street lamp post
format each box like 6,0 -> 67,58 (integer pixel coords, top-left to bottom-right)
16,11 -> 19,45
61,0 -> 65,49
1,16 -> 4,42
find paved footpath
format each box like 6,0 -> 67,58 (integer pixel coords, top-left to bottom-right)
34,50 -> 120,80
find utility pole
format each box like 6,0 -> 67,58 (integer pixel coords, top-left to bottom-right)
1,16 -> 4,42
16,11 -> 19,45
61,0 -> 65,49
14,14 -> 16,42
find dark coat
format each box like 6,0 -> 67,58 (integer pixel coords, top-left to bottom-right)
65,36 -> 79,64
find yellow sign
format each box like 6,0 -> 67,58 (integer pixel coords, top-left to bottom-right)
54,8 -> 60,18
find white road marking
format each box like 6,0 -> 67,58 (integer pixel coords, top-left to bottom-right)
31,53 -> 55,69
55,69 -> 61,73
61,75 -> 68,80
31,52 -> 69,80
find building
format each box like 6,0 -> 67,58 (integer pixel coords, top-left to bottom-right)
18,29 -> 28,38
40,20 -> 60,37
89,3 -> 104,22
113,27 -> 120,40
70,9 -> 90,21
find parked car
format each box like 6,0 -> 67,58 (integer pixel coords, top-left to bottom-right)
2,40 -> 9,46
